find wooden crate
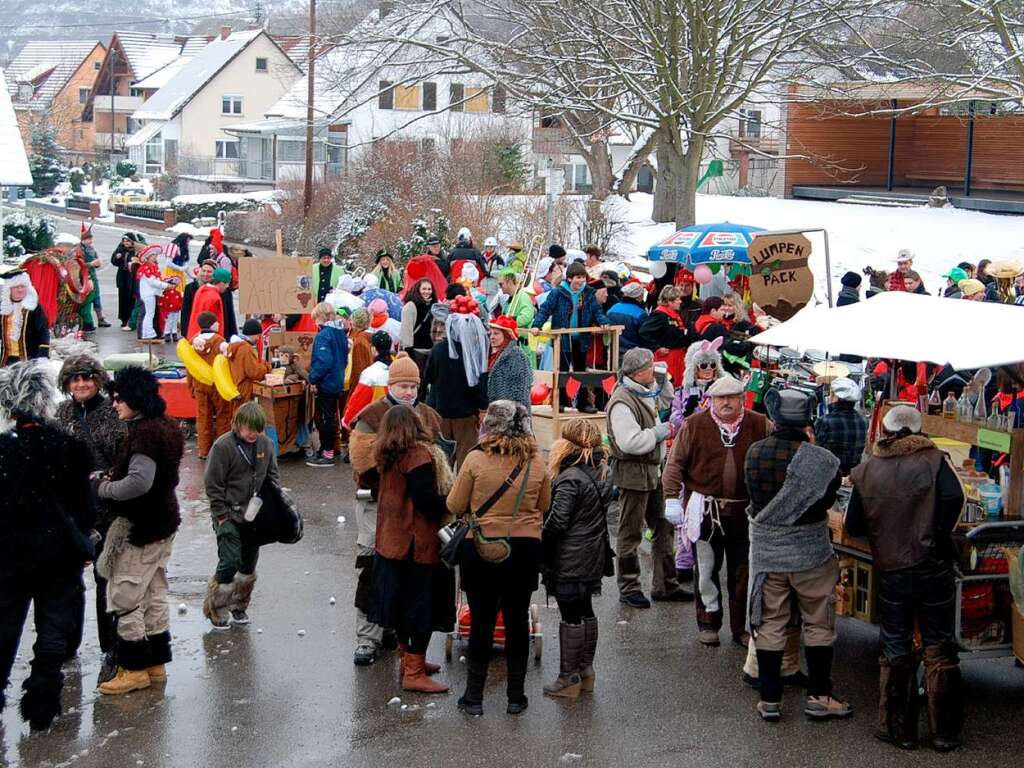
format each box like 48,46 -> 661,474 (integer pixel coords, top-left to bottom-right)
851,559 -> 878,624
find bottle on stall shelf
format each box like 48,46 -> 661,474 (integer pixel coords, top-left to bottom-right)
928,389 -> 942,416
973,392 -> 988,423
957,392 -> 973,422
942,392 -> 958,420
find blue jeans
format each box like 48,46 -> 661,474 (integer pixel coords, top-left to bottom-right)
878,559 -> 955,659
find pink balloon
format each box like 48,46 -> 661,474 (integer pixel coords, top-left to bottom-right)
693,264 -> 713,285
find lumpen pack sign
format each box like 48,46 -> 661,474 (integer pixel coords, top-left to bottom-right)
239,256 -> 314,315
748,233 -> 814,321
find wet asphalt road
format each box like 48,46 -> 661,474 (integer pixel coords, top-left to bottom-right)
3,216 -> 1024,768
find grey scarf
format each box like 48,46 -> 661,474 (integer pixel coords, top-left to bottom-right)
747,442 -> 839,630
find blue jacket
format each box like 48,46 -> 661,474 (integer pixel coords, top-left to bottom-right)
606,298 -> 648,354
308,321 -> 349,395
532,284 -> 609,351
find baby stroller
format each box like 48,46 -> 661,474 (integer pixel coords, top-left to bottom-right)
444,569 -> 543,661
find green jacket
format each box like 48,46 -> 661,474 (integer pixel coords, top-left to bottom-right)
503,290 -> 535,337
311,263 -> 344,303
204,431 -> 279,523
506,249 -> 527,274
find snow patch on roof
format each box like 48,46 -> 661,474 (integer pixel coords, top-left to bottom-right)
116,32 -> 190,82
5,41 -> 99,107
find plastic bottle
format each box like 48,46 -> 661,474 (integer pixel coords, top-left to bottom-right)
942,392 -> 958,420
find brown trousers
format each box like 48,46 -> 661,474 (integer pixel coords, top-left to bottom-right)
440,415 -> 480,469
754,557 -> 840,651
195,386 -> 231,458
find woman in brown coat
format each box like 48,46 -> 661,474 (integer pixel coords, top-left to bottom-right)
446,400 -> 552,716
367,405 -> 455,693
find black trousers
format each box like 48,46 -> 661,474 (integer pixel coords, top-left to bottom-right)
0,568 -> 80,710
879,559 -> 956,659
315,392 -> 340,452
693,512 -> 749,637
555,595 -> 595,624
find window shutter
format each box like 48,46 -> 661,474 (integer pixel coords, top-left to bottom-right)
378,81 -> 393,110
423,82 -> 437,111
492,85 -> 506,114
449,83 -> 464,112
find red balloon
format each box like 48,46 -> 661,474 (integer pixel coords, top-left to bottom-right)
530,382 -> 551,405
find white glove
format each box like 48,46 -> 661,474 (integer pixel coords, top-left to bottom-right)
653,422 -> 671,442
664,498 -> 683,526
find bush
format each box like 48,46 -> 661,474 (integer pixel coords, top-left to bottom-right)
2,211 -> 56,257
115,160 -> 137,179
69,169 -> 85,193
171,196 -> 267,223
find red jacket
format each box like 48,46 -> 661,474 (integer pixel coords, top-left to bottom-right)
652,306 -> 687,386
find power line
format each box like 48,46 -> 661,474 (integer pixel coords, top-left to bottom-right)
0,9 -> 253,31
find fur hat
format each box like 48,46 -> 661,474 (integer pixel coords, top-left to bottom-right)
58,354 -> 109,393
481,399 -> 531,437
682,338 -> 724,388
241,319 -> 262,337
765,388 -> 814,428
840,271 -> 862,288
107,366 -> 165,418
388,352 -> 420,386
621,347 -> 654,377
0,361 -> 56,421
882,404 -> 922,434
705,375 -> 744,397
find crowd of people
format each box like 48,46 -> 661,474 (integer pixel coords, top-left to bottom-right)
0,230 -> 976,753
856,250 -> 1024,305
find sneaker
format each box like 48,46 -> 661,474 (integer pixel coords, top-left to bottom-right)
457,696 -> 483,716
619,592 -> 651,609
230,609 -> 250,625
120,324 -> 132,332
209,615 -> 231,631
757,701 -> 782,722
506,696 -> 529,715
353,645 -> 377,666
651,587 -> 694,602
98,320 -> 111,328
698,630 -> 721,646
305,455 -> 335,467
804,695 -> 853,721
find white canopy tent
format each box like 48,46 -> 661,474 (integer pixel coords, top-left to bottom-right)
749,291 -> 1024,369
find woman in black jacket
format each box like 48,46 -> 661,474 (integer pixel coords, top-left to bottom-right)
541,418 -> 613,700
110,232 -> 140,329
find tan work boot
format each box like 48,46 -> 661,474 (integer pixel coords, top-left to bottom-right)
401,654 -> 449,694
98,667 -> 151,695
146,664 -> 167,683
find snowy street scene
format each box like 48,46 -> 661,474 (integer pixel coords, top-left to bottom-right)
3,1 -> 1024,767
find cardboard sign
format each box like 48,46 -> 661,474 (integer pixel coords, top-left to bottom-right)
748,233 -> 814,321
267,329 -> 317,369
238,256 -> 314,314
977,428 -> 1012,453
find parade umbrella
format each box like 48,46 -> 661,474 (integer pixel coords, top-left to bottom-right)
360,287 -> 402,321
646,222 -> 765,265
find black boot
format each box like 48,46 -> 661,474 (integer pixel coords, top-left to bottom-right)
506,647 -> 529,715
579,617 -> 598,692
924,644 -> 963,752
876,654 -> 920,750
543,622 -> 584,700
458,659 -> 488,717
20,654 -> 64,731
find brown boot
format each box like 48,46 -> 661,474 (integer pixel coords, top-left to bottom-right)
398,643 -> 440,675
202,577 -> 234,630
876,654 -> 919,750
543,622 -> 583,699
146,664 -> 168,683
230,573 -> 257,624
580,617 -> 598,692
98,667 -> 151,695
924,644 -> 963,752
401,654 -> 449,694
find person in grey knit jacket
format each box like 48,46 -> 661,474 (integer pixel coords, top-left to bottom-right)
202,401 -> 280,630
605,348 -> 689,609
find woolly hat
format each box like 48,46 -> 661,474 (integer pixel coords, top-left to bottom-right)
622,281 -> 645,300
368,298 -> 388,316
830,377 -> 861,403
371,330 -> 393,355
548,244 -> 567,260
490,315 -> 518,340
197,311 -> 218,330
317,246 -> 333,258
241,319 -> 262,337
481,399 -> 531,437
840,271 -> 862,288
388,352 -> 420,386
882,404 -> 922,434
212,268 -> 232,285
621,347 -> 654,377
765,388 -> 814,428
706,375 -> 744,397
107,366 -> 165,418
58,354 -> 109,393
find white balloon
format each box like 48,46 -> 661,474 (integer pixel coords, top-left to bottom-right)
649,261 -> 668,279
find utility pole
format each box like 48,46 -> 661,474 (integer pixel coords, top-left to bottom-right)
110,49 -> 117,168
303,0 -> 316,215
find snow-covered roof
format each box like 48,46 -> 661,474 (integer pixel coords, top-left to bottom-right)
116,32 -> 191,82
263,46 -> 357,122
0,71 -> 33,186
133,30 -> 292,122
125,119 -> 164,147
5,41 -> 101,107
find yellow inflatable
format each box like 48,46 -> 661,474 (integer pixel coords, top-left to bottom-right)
212,355 -> 240,401
176,338 -> 214,386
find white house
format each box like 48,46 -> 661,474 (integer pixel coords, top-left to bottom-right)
1,69 -> 33,236
226,5 -> 532,184
126,29 -> 302,182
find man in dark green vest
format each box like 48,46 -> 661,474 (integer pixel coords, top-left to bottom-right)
606,348 -> 691,608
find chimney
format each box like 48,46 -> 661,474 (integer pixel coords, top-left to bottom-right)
379,2 -> 396,19
221,26 -> 232,40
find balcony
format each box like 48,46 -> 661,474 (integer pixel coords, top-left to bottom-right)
93,132 -> 128,150
727,133 -> 782,156
91,95 -> 145,113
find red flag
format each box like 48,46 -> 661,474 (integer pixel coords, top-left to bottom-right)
564,377 -> 581,400
601,375 -> 616,396
80,221 -> 88,238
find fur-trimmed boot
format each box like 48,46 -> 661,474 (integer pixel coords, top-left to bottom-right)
580,617 -> 599,692
20,654 -> 64,731
543,622 -> 584,699
401,654 -> 449,694
924,644 -> 963,752
203,577 -> 235,630
876,654 -> 920,750
230,573 -> 257,624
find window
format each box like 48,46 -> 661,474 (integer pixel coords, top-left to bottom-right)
215,140 -> 240,159
575,163 -> 591,192
129,87 -> 144,97
17,84 -> 33,101
221,95 -> 243,115
144,133 -> 163,175
465,87 -> 488,113
79,87 -> 91,104
449,82 -> 464,112
255,57 -> 268,72
492,85 -> 507,114
94,60 -> 102,70
378,81 -> 394,110
739,109 -> 762,139
394,84 -> 420,110
422,82 -> 437,111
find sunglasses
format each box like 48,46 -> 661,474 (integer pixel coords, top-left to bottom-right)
69,372 -> 95,382
697,362 -> 718,370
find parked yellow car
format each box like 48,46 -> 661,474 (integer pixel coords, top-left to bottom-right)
109,187 -> 152,205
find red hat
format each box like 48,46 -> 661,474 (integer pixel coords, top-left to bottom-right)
675,267 -> 695,283
490,315 -> 518,339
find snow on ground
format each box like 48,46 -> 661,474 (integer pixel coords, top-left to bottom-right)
613,193 -> 1024,303
171,190 -> 279,205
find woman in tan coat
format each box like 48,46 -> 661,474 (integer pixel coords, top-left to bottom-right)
446,400 -> 552,716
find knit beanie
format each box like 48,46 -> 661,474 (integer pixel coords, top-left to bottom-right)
212,268 -> 232,284
548,244 -> 567,260
840,271 -> 862,288
388,352 -> 420,386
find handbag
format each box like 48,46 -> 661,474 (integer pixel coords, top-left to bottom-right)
254,476 -> 304,545
438,459 -> 527,567
473,463 -> 530,564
